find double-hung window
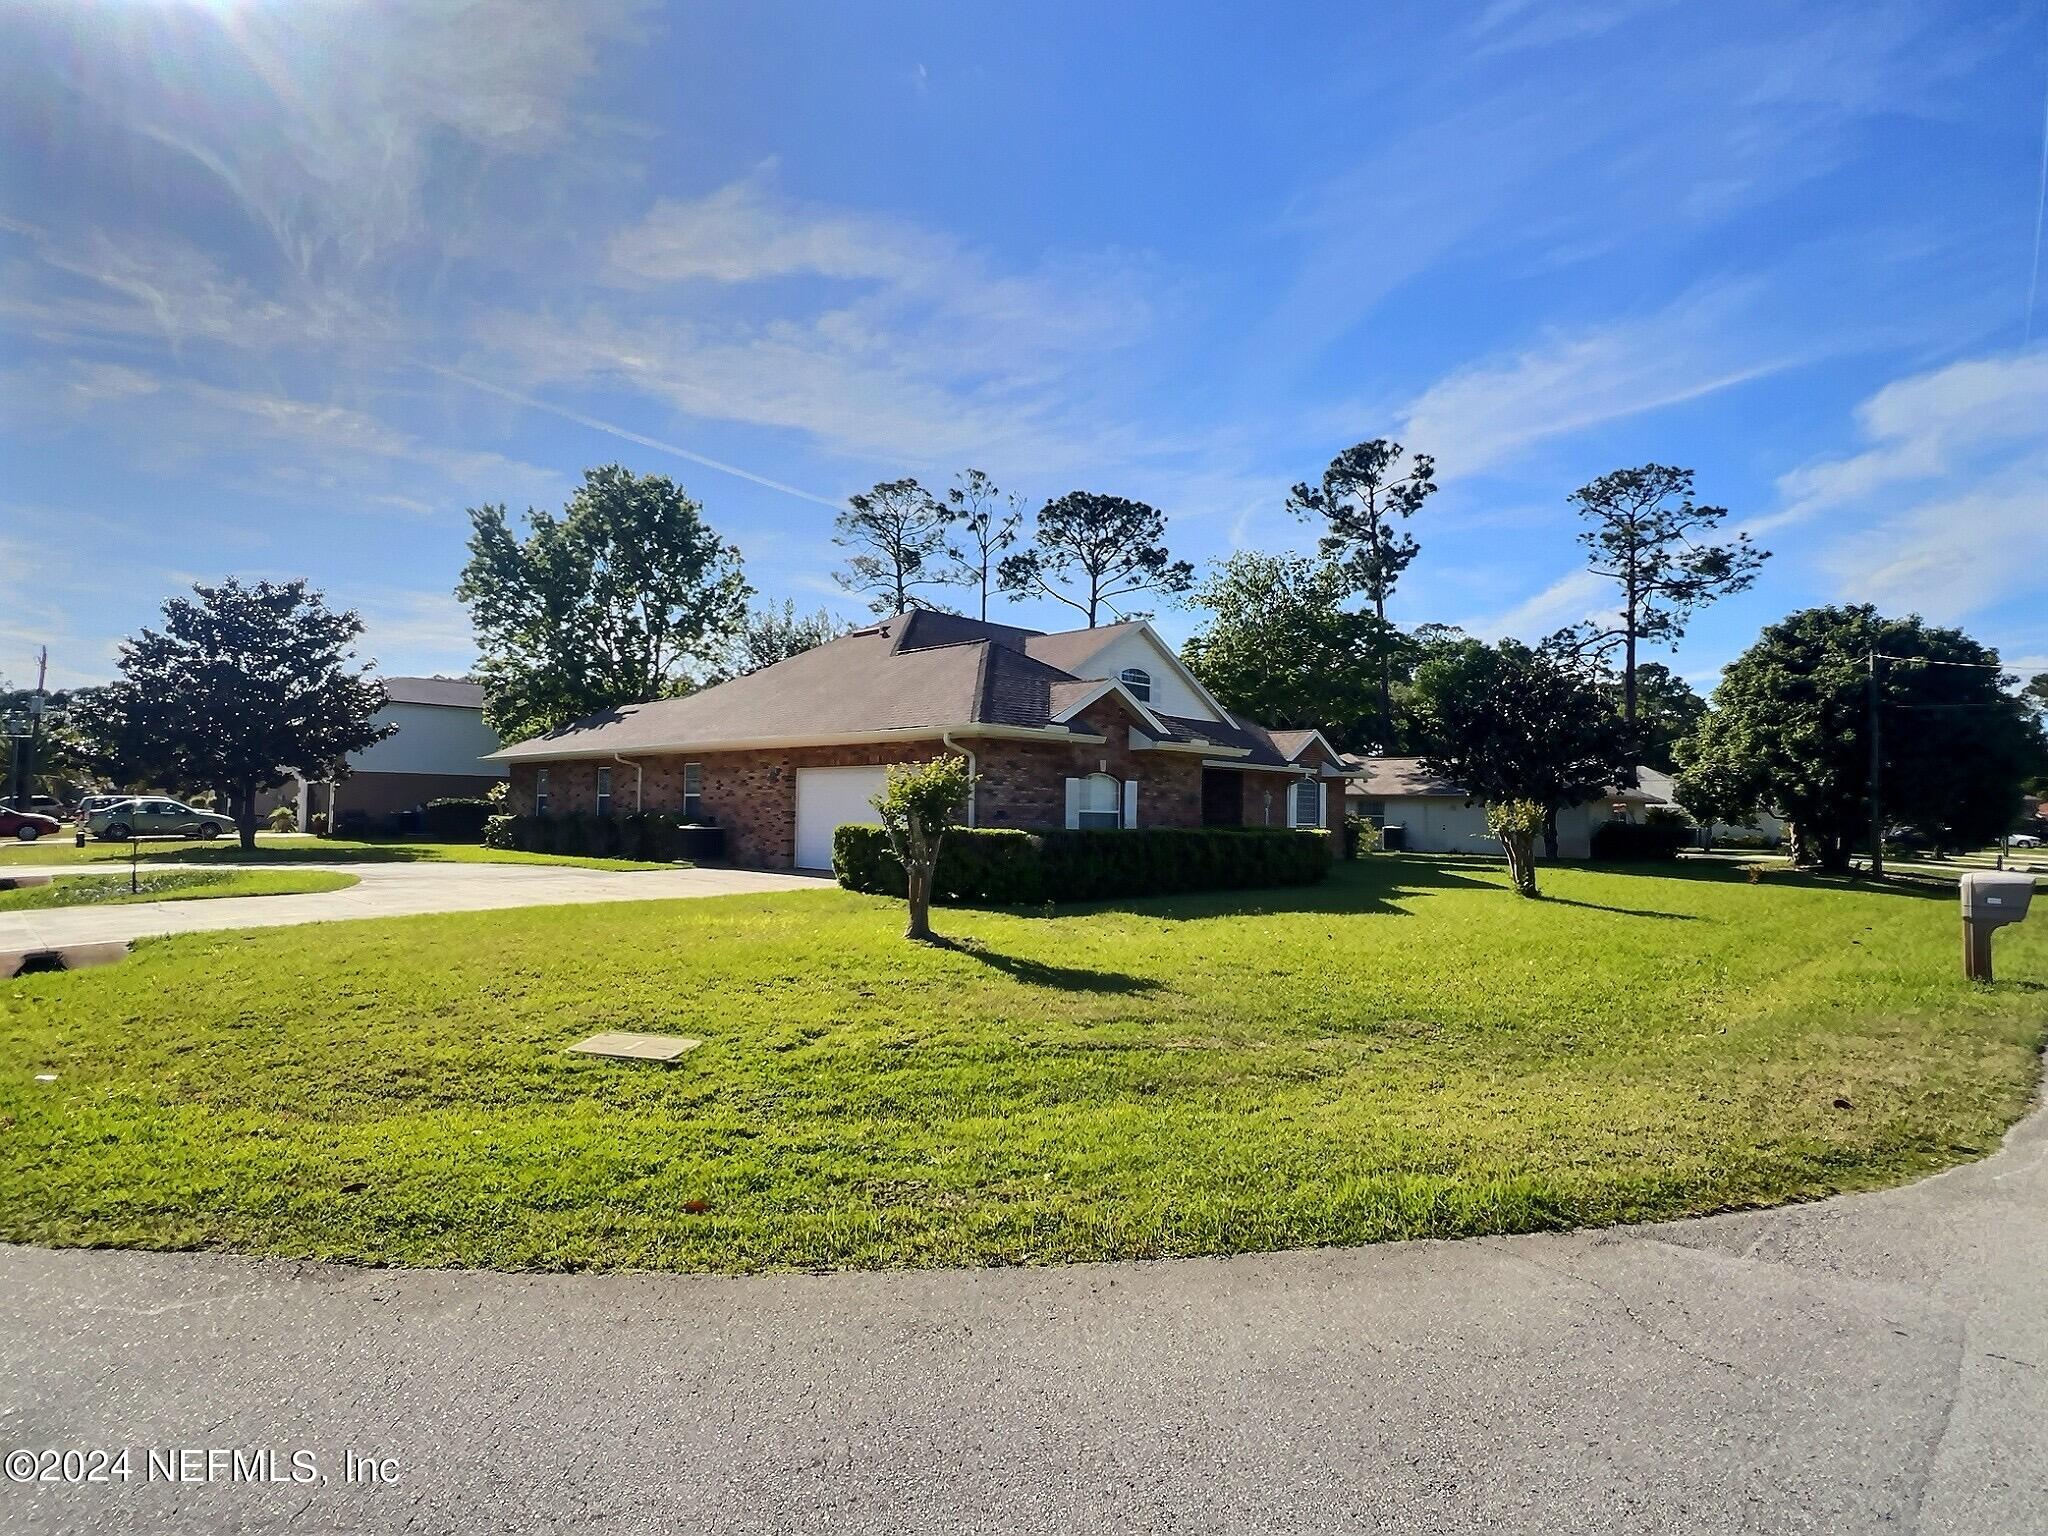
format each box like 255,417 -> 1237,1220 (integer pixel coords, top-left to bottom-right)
534,768 -> 550,816
595,765 -> 612,818
1118,667 -> 1152,702
682,762 -> 702,821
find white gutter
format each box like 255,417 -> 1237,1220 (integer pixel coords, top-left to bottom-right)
610,754 -> 644,811
940,730 -> 977,827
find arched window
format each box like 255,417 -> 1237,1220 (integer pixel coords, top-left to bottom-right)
1118,667 -> 1152,702
1078,772 -> 1122,829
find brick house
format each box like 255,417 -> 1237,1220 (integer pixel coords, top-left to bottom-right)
489,610 -> 1346,870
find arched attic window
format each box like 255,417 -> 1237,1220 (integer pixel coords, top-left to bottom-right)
1118,667 -> 1152,702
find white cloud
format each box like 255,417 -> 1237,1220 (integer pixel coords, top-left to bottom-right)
1397,287 -> 1796,476
477,174 -> 1167,475
1461,569 -> 1615,645
609,173 -> 942,286
1793,349 -> 2048,623
1776,351 -> 2048,517
18,0 -> 644,271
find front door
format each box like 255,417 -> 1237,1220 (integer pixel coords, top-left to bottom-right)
1200,769 -> 1243,827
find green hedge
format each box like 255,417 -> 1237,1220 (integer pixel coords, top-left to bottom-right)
833,825 -> 1331,904
1590,819 -> 1689,861
422,797 -> 495,841
484,811 -> 719,862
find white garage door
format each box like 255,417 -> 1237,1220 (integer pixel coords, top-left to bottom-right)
794,765 -> 891,870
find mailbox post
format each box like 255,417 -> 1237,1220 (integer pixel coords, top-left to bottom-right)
1959,872 -> 2035,982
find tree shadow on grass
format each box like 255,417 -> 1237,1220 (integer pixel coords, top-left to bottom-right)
1618,859 -> 1965,902
1536,895 -> 1697,921
929,935 -> 1164,995
1032,856 -> 1507,923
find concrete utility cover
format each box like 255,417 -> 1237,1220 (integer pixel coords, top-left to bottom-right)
567,1031 -> 702,1062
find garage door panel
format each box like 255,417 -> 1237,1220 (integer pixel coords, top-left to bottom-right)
795,766 -> 890,869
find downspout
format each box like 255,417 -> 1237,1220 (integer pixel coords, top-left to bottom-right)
611,754 -> 644,811
940,730 -> 977,827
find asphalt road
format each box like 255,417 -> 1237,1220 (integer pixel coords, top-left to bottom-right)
2,1102 -> 2044,1535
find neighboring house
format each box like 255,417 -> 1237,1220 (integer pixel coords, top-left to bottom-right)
489,611 -> 1346,870
1629,767 -> 1786,848
293,676 -> 505,828
1342,757 -> 1664,858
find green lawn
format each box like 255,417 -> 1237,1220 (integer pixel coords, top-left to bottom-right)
0,869 -> 358,911
2,857 -> 2041,1273
0,834 -> 669,872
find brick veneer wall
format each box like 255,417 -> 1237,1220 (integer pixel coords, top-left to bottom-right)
503,698 -> 1211,869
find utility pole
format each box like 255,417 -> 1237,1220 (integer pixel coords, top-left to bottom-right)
1867,648 -> 1883,880
6,646 -> 46,810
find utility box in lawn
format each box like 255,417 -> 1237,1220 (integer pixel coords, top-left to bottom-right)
1959,872 -> 2035,982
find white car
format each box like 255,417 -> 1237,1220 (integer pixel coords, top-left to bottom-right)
2010,833 -> 2042,849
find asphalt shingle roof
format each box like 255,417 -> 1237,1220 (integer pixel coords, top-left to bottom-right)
491,611 -> 1320,764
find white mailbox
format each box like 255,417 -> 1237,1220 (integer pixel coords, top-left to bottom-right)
1961,872 -> 2035,925
1960,872 -> 2036,981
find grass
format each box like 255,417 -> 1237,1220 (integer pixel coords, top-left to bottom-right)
0,834 -> 671,873
1,856 -> 2041,1274
0,869 -> 358,911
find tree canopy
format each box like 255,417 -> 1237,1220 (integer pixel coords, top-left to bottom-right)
1552,463 -> 1764,742
71,578 -> 390,848
1675,606 -> 2041,870
1600,661 -> 1706,773
712,601 -> 851,681
998,491 -> 1193,627
1287,438 -> 1437,749
944,469 -> 1023,621
1412,638 -> 1630,833
1180,552 -> 1378,748
834,477 -> 960,616
457,466 -> 751,741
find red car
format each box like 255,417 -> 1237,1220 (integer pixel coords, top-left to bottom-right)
0,806 -> 63,842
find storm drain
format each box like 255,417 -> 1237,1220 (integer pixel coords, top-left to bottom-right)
567,1031 -> 702,1063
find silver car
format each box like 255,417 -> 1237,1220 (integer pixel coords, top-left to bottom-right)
87,797 -> 233,841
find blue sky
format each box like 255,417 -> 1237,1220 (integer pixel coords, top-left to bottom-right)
4,0 -> 2046,693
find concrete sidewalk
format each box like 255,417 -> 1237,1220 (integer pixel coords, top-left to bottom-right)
0,860 -> 824,955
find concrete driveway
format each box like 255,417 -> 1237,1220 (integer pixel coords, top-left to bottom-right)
0,860 -> 823,955
2,1098 -> 2043,1533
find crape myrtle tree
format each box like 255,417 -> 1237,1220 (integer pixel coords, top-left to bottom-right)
458,466 -> 751,741
73,579 -> 391,850
1288,439 -> 1437,752
944,469 -> 1024,621
872,755 -> 974,942
834,477 -> 961,616
1412,637 -> 1630,876
1551,464 -> 1765,752
1676,606 -> 2041,871
1180,552 -> 1379,749
998,491 -> 1194,627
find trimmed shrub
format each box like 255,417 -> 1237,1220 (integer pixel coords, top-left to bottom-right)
1591,818 -> 1689,861
422,798 -> 494,841
834,825 -> 1330,904
483,811 -> 719,863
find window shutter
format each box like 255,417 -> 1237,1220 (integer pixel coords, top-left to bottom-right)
1317,781 -> 1328,828
1122,778 -> 1139,828
1064,777 -> 1081,829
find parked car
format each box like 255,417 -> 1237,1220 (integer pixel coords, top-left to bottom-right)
73,793 -> 134,824
2011,833 -> 2043,849
86,797 -> 233,841
0,794 -> 67,817
0,805 -> 64,842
